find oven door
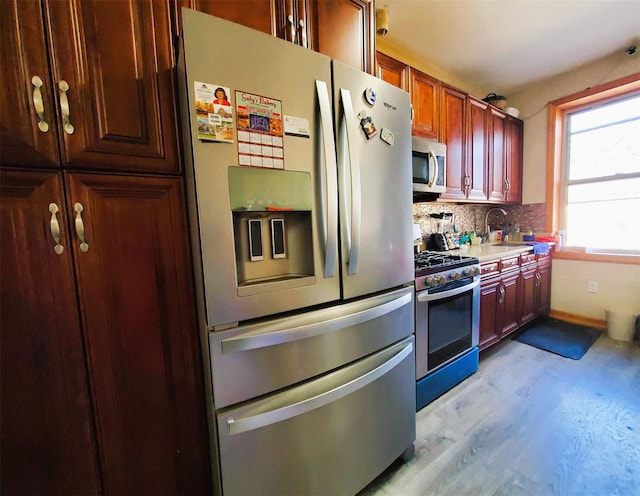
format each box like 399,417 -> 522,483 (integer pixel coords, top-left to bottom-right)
415,278 -> 480,380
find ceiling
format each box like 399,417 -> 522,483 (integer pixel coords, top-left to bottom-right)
377,0 -> 640,96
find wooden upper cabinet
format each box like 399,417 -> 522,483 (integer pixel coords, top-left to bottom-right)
466,96 -> 489,201
175,0 -> 375,73
488,108 -> 507,202
313,0 -> 375,74
505,116 -> 523,203
439,83 -> 467,200
410,68 -> 439,139
173,0 -> 277,36
0,0 -> 180,173
376,51 -> 409,91
0,0 -> 61,168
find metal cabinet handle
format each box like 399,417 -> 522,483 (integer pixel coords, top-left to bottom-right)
48,203 -> 64,255
498,284 -> 506,304
31,76 -> 49,132
287,14 -> 295,42
298,19 -> 307,48
73,203 -> 89,252
226,340 -> 413,435
58,80 -> 74,135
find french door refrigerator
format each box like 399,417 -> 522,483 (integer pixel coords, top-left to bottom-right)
178,9 -> 415,495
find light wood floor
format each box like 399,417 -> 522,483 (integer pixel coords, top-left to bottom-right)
359,332 -> 640,496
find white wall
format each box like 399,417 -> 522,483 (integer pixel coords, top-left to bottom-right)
551,261 -> 640,321
510,51 -> 640,320
509,50 -> 640,205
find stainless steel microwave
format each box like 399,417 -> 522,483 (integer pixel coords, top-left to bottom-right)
412,136 -> 446,194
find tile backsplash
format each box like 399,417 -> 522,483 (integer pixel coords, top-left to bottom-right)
413,202 -> 547,237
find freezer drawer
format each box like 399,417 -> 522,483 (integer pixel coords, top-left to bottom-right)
217,337 -> 416,496
209,286 -> 413,408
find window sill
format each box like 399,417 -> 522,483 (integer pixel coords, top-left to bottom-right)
552,247 -> 640,265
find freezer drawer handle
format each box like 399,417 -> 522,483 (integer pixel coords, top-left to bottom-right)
226,340 -> 413,435
221,291 -> 411,353
315,80 -> 338,278
339,88 -> 362,275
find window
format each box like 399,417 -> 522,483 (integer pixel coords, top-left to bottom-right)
547,74 -> 640,263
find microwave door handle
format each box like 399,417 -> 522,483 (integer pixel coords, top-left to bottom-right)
316,80 -> 338,278
428,150 -> 437,189
340,88 -> 361,275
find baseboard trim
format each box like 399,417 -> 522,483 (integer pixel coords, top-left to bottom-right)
549,309 -> 607,330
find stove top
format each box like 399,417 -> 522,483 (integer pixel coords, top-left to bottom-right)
414,250 -> 479,277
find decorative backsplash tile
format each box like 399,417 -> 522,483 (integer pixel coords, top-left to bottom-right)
413,202 -> 547,238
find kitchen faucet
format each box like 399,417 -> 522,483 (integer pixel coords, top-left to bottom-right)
484,207 -> 507,236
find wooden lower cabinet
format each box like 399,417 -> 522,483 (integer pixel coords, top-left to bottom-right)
480,275 -> 502,349
1,169 -> 211,495
479,251 -> 553,351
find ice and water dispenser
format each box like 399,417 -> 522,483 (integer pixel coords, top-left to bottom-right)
228,166 -> 315,292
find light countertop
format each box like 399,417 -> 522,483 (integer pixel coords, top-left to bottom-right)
458,243 -> 537,263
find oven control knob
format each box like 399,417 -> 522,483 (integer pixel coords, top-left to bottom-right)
450,271 -> 461,281
464,267 -> 480,277
425,276 -> 435,287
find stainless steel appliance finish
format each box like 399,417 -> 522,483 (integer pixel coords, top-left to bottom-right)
217,336 -> 415,496
413,252 -> 480,401
178,9 -> 415,495
412,136 -> 446,194
210,286 -> 414,409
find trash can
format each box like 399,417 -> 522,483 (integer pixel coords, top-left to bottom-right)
605,309 -> 637,342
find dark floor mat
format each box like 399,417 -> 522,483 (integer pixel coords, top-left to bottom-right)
512,317 -> 602,360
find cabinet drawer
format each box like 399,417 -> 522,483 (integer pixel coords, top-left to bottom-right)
537,252 -> 551,266
521,252 -> 536,266
480,262 -> 499,278
500,256 -> 520,272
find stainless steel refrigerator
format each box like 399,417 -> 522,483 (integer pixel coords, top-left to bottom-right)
178,9 -> 415,495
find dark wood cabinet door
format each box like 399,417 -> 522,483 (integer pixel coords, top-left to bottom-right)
313,0 -> 375,73
505,116 -> 523,203
0,169 -> 99,495
376,51 -> 409,90
173,0 -> 277,36
488,108 -> 507,202
480,276 -> 501,350
440,84 -> 467,200
0,0 -> 61,168
410,68 -> 439,140
65,173 -> 211,495
536,258 -> 552,315
45,0 -> 180,173
520,265 -> 537,324
499,270 -> 521,337
466,96 -> 489,201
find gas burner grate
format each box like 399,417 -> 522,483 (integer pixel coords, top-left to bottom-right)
414,251 -> 479,277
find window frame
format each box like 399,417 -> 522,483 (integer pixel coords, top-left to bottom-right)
546,73 -> 640,265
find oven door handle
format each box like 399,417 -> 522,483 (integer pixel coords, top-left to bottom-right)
416,278 -> 480,302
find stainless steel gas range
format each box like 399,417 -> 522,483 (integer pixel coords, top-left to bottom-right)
414,251 -> 481,410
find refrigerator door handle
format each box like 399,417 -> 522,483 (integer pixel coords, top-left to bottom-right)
316,80 -> 338,278
339,88 -> 362,275
220,291 -> 412,353
226,340 -> 413,435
